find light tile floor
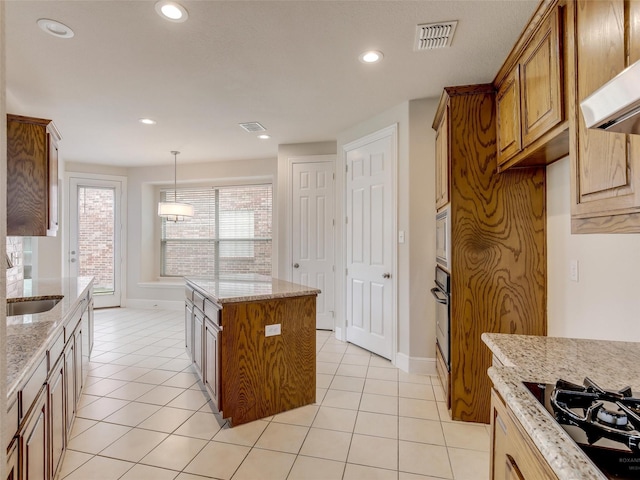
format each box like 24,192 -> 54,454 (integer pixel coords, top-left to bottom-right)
58,308 -> 490,480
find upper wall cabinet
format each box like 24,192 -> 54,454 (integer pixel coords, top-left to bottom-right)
434,103 -> 449,211
495,1 -> 569,171
7,114 -> 61,237
568,0 -> 640,233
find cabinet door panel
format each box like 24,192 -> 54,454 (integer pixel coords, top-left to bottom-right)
21,388 -> 48,480
204,320 -> 221,410
49,358 -> 66,479
496,67 -> 522,164
575,0 -> 632,202
6,441 -> 18,480
64,338 -> 76,435
185,303 -> 194,361
75,328 -> 84,405
435,106 -> 449,209
193,309 -> 204,374
520,8 -> 563,147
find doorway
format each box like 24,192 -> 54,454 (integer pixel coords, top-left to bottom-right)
289,156 -> 336,330
344,125 -> 397,360
68,175 -> 126,308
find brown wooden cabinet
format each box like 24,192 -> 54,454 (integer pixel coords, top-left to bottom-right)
432,85 -> 546,423
19,387 -> 48,480
491,389 -> 558,480
185,280 -> 317,426
204,316 -> 221,410
6,115 -> 61,237
48,358 -> 65,480
7,293 -> 93,480
495,1 -> 569,170
568,0 -> 640,233
434,104 -> 449,211
6,440 -> 18,480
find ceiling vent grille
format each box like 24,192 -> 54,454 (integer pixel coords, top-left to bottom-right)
238,122 -> 267,133
415,21 -> 458,50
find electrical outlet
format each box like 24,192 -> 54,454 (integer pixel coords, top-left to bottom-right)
265,324 -> 281,337
569,260 -> 579,282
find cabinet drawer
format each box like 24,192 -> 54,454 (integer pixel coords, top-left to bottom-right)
64,303 -> 84,343
47,332 -> 65,372
185,286 -> 194,302
491,389 -> 557,479
204,299 -> 221,327
193,290 -> 205,311
19,357 -> 47,421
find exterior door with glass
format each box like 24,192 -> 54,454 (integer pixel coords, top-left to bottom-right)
68,176 -> 125,308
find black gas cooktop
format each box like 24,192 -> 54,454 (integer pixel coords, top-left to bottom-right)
524,378 -> 640,479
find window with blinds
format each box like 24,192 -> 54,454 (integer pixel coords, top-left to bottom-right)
160,184 -> 272,277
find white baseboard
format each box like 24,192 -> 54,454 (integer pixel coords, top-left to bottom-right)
334,326 -> 345,341
123,299 -> 184,311
395,353 -> 437,375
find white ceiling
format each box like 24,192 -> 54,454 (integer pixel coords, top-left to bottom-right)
6,1 -> 539,167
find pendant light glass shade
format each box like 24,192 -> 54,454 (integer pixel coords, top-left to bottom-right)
158,151 -> 194,222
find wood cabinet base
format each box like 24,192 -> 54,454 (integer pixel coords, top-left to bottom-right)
491,389 -> 558,479
221,295 -> 316,426
185,282 -> 317,427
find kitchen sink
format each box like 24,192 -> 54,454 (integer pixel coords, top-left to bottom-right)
6,296 -> 63,316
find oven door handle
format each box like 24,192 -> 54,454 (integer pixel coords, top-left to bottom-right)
430,287 -> 448,305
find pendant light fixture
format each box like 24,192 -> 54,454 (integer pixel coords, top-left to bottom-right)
158,150 -> 194,222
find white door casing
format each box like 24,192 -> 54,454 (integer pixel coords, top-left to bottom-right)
291,159 -> 335,330
344,125 -> 396,360
68,175 -> 126,308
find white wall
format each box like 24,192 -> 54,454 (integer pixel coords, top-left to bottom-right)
409,98 -> 438,362
336,99 -> 436,373
547,157 -> 640,341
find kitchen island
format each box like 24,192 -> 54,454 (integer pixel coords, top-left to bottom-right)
185,275 -> 320,426
483,333 -> 640,480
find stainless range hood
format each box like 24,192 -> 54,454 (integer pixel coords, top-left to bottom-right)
580,59 -> 640,135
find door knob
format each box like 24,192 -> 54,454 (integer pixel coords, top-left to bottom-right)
293,263 -> 300,268
70,258 -> 76,263
383,273 -> 391,278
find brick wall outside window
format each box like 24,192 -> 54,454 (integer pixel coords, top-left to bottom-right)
161,184 -> 273,277
78,186 -> 115,293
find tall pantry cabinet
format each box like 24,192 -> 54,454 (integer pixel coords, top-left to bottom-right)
432,85 -> 547,423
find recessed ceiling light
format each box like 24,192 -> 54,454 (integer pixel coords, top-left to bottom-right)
155,1 -> 189,22
359,50 -> 384,64
139,118 -> 157,125
258,134 -> 271,140
37,18 -> 74,38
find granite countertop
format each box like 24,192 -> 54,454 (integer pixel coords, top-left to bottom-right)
482,333 -> 640,480
185,275 -> 321,304
7,277 -> 94,399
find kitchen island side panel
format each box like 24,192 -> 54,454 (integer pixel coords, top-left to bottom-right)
221,294 -> 316,426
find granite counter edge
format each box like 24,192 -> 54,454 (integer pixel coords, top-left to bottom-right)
7,279 -> 94,400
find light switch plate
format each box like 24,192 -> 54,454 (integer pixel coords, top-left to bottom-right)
569,260 -> 579,282
265,324 -> 281,337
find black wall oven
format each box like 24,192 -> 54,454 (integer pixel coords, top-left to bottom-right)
431,266 -> 450,371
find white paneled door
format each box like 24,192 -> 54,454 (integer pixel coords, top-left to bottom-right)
345,126 -> 396,360
292,160 -> 335,330
69,176 -> 125,308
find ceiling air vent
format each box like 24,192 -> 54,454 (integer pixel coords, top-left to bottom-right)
415,21 -> 458,51
238,122 -> 266,133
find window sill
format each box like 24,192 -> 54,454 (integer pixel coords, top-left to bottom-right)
138,279 -> 185,288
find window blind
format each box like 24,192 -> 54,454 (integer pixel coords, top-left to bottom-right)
160,184 -> 272,277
